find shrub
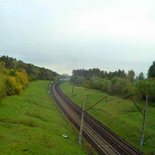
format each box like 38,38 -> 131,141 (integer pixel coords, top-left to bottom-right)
5,76 -> 22,95
90,77 -> 103,89
70,76 -> 86,86
111,77 -> 133,97
135,79 -> 155,104
0,74 -> 6,103
16,71 -> 28,89
101,79 -> 112,94
135,80 -> 152,98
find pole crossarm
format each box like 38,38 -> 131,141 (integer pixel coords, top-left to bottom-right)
85,96 -> 107,112
130,98 -> 144,116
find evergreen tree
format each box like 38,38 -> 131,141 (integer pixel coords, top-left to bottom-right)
127,70 -> 135,82
148,61 -> 155,78
138,72 -> 145,80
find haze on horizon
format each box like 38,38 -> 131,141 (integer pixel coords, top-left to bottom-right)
0,0 -> 155,76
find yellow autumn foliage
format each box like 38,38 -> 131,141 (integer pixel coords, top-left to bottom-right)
16,71 -> 28,88
5,76 -> 23,95
0,73 -> 6,102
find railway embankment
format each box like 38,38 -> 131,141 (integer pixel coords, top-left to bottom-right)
60,81 -> 155,155
52,82 -> 142,155
0,81 -> 89,155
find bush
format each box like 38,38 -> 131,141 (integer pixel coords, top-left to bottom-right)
135,79 -> 155,104
0,74 -> 6,103
101,79 -> 112,94
0,68 -> 29,98
135,80 -> 152,98
111,77 -> 133,97
90,77 -> 103,89
5,76 -> 22,95
70,76 -> 86,86
16,71 -> 28,88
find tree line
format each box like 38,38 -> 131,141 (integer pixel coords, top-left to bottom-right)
72,68 -> 145,81
0,55 -> 59,101
71,62 -> 155,106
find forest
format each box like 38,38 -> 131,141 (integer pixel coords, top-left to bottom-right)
1,55 -> 155,106
0,55 -> 59,102
70,63 -> 155,106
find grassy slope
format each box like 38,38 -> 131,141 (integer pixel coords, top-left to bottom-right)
61,82 -> 155,155
0,81 -> 90,155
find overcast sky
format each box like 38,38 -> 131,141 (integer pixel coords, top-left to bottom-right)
0,0 -> 155,76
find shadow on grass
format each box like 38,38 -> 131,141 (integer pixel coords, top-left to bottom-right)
18,119 -> 38,127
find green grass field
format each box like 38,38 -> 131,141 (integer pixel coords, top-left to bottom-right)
61,82 -> 155,155
0,81 -> 93,155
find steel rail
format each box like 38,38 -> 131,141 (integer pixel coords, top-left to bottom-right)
51,82 -> 141,155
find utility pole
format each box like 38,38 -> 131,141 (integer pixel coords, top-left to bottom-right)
78,91 -> 86,145
140,95 -> 148,146
130,95 -> 148,146
72,84 -> 74,96
78,93 -> 107,145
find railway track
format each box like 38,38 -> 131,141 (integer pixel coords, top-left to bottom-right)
51,82 -> 141,155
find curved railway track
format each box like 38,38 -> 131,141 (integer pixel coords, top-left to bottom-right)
51,82 -> 141,155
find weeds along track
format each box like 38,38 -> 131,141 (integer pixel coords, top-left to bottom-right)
51,82 -> 141,155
